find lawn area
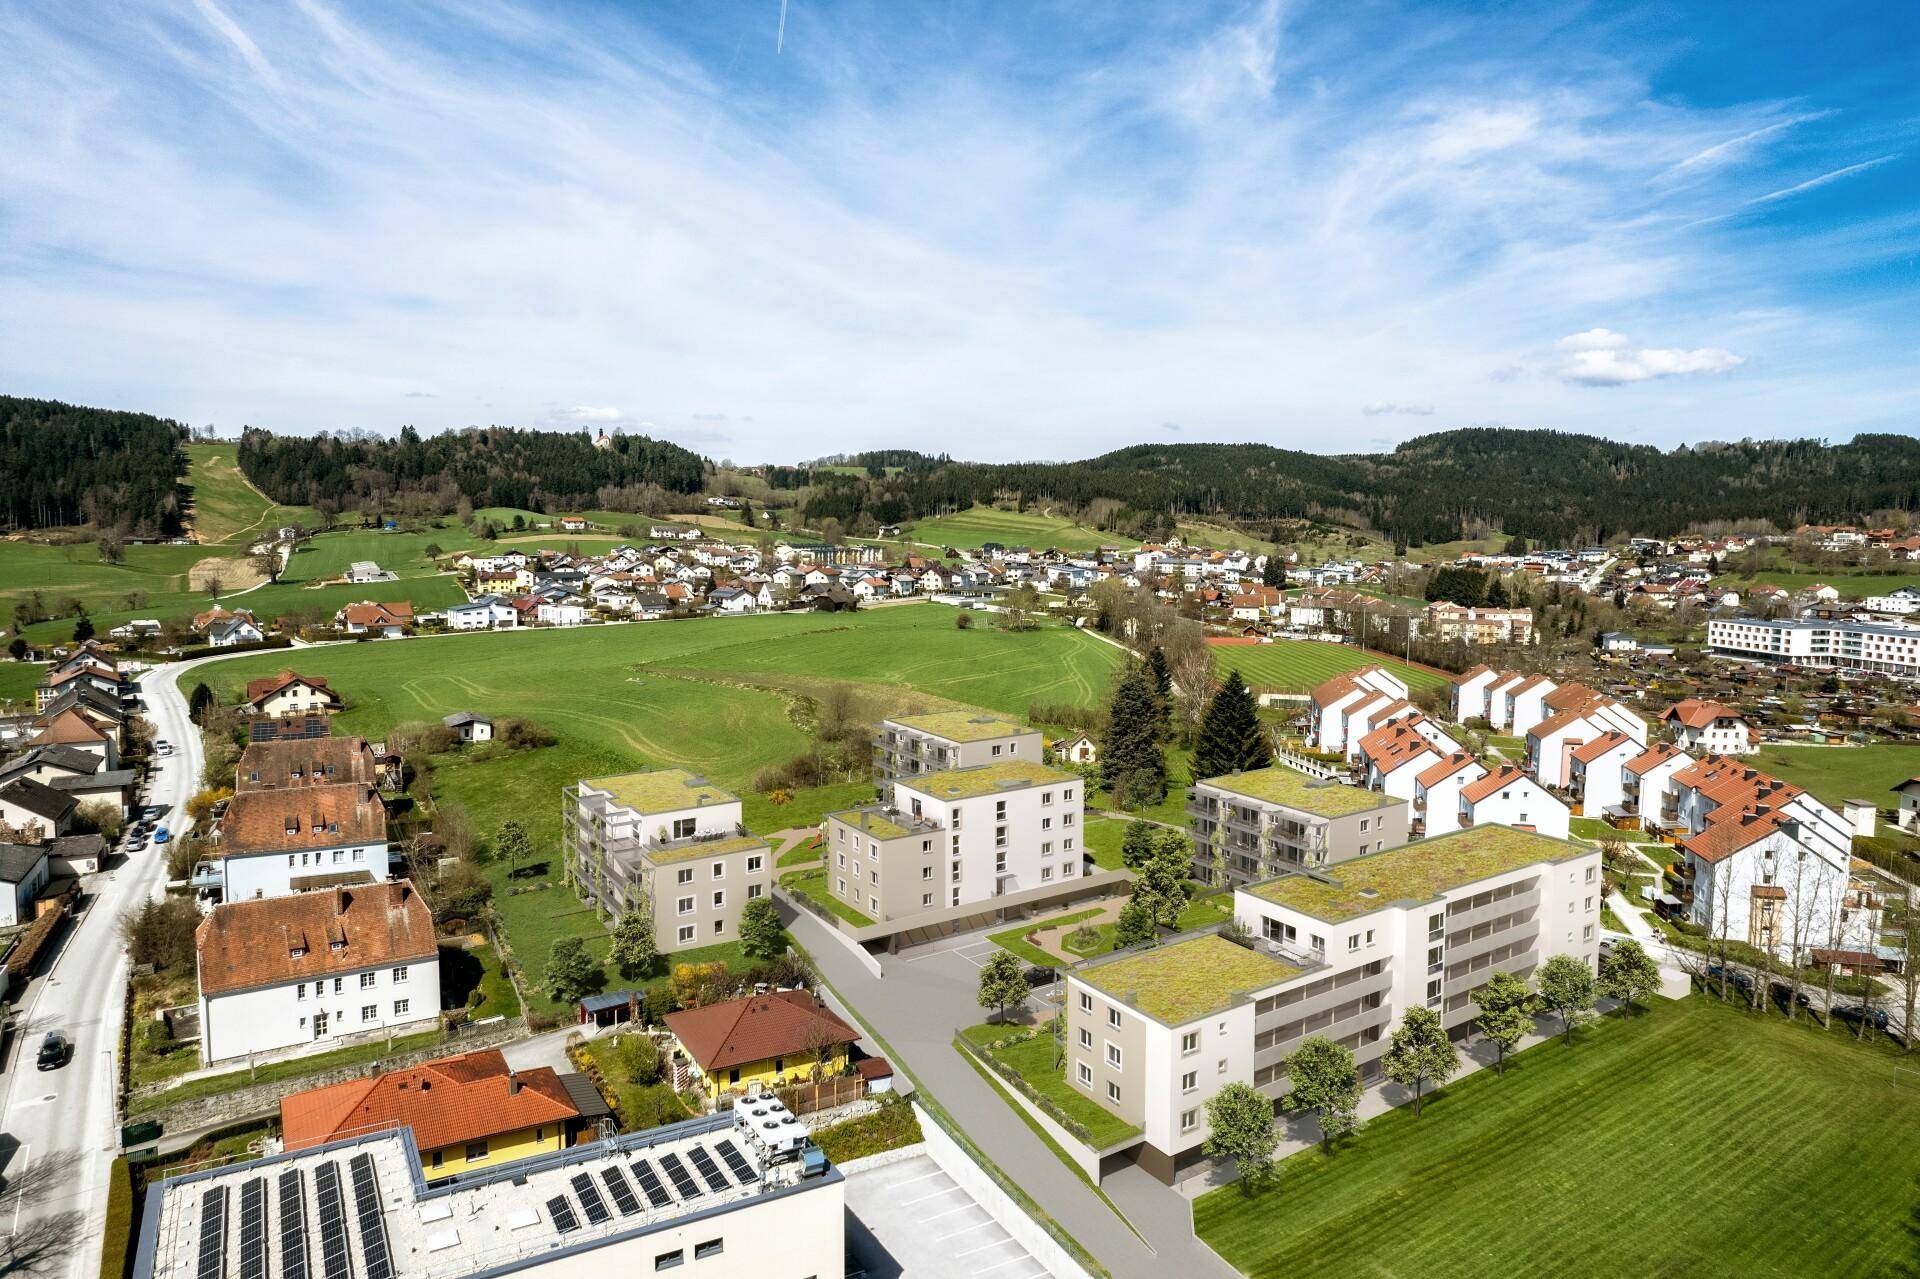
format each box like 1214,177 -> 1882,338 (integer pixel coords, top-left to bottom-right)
740,778 -> 877,834
0,661 -> 45,709
811,1097 -> 923,1163
1712,553 -> 1919,600
181,442 -> 315,545
1088,745 -> 1196,826
1060,893 -> 1233,958
130,1029 -> 443,1115
1750,743 -> 1920,810
780,867 -> 875,927
437,939 -> 523,1021
959,1022 -> 1142,1149
1209,639 -> 1446,695
897,507 -> 1121,553
1082,815 -> 1128,869
1195,996 -> 1920,1278
578,1035 -> 696,1132
1174,520 -> 1271,553
989,909 -> 1105,967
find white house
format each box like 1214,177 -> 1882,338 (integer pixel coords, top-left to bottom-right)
244,671 -> 342,717
206,617 -> 266,648
1458,763 -> 1571,839
0,841 -> 52,928
1306,666 -> 1411,755
1450,665 -> 1500,722
445,596 -> 518,630
1055,731 -> 1099,765
1662,699 -> 1755,755
1621,742 -> 1694,833
536,598 -> 589,626
1894,777 -> 1920,832
207,783 -> 390,902
443,712 -> 493,743
194,881 -> 439,1064
1412,752 -> 1485,838
1566,731 -> 1639,816
1501,675 -> 1560,740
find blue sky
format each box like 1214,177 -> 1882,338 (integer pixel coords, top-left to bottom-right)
0,0 -> 1913,462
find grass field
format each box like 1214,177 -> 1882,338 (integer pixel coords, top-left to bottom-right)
180,442 -> 315,545
204,605 -> 1120,1012
1173,521 -> 1271,553
1750,743 -> 1920,809
959,1023 -> 1141,1148
897,507 -> 1120,553
1208,639 -> 1446,695
1194,996 -> 1920,1279
0,661 -> 46,709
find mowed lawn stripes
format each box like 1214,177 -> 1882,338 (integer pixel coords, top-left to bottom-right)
1209,639 -> 1447,695
1193,996 -> 1920,1278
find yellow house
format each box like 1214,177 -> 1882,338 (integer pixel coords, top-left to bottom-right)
665,989 -> 861,1101
280,1049 -> 598,1180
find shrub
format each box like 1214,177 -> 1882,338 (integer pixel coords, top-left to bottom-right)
954,612 -> 972,629
120,897 -> 201,972
142,1019 -> 174,1052
498,718 -> 557,750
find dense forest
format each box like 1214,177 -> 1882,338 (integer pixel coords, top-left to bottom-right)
235,425 -> 707,516
795,429 -> 1920,546
0,396 -> 187,535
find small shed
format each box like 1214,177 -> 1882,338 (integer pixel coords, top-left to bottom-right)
443,712 -> 494,744
578,989 -> 647,1028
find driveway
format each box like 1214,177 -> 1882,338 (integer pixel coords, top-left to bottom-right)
501,1024 -> 579,1073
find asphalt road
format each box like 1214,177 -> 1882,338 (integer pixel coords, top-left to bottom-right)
0,659 -> 203,1279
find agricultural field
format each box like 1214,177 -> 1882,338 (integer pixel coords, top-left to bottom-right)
203,604 -> 1122,1013
180,442 -> 315,545
1208,638 -> 1447,695
1195,995 -> 1920,1279
896,507 -> 1120,552
1711,551 -> 1919,600
1750,743 -> 1920,810
0,660 -> 46,709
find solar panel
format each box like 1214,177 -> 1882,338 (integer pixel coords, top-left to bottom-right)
713,1139 -> 759,1184
686,1146 -> 730,1192
197,1185 -> 229,1279
238,1179 -> 269,1279
599,1167 -> 641,1217
657,1152 -> 701,1201
629,1159 -> 673,1208
546,1196 -> 580,1235
346,1154 -> 392,1279
277,1171 -> 308,1279
568,1174 -> 611,1225
313,1163 -> 352,1279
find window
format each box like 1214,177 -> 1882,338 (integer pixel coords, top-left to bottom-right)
1042,790 -> 1053,806
1077,1061 -> 1092,1086
654,1250 -> 684,1271
1583,923 -> 1595,942
1105,1042 -> 1122,1068
361,1005 -> 376,1021
333,978 -> 343,993
677,896 -> 694,915
466,1140 -> 489,1161
1180,1109 -> 1198,1134
836,853 -> 846,868
747,883 -> 763,899
1108,1007 -> 1121,1029
922,893 -> 933,907
1181,1070 -> 1197,1094
679,868 -> 695,884
1365,928 -> 1375,945
711,861 -> 725,879
714,919 -> 725,935
1585,865 -> 1596,883
678,925 -> 695,944
1107,1081 -> 1121,1103
1347,934 -> 1360,952
1080,992 -> 1093,1012
672,818 -> 696,840
1181,1030 -> 1199,1054
712,891 -> 725,909
1041,817 -> 1052,831
394,999 -> 410,1016
922,866 -> 933,880
1041,842 -> 1053,857
992,745 -> 1003,757
1078,1028 -> 1092,1049
1064,837 -> 1074,851
1359,817 -> 1369,832
694,1241 -> 723,1261
360,972 -> 375,989
869,895 -> 879,913
296,986 -> 306,1001
1041,866 -> 1052,881
746,855 -> 763,873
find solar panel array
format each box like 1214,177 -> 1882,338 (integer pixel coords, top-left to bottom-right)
277,1171 -> 309,1279
657,1153 -> 700,1201
197,1186 -> 229,1279
546,1195 -> 579,1235
685,1147 -> 730,1193
714,1140 -> 759,1185
238,1179 -> 269,1279
347,1154 -> 393,1279
599,1166 -> 641,1217
568,1174 -> 611,1226
629,1159 -> 673,1209
312,1164 -> 352,1279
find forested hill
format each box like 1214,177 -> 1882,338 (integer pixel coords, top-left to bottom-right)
0,395 -> 187,536
796,429 -> 1920,545
236,425 -> 707,514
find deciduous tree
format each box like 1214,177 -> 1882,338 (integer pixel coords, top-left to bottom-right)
740,896 -> 785,961
1281,1036 -> 1359,1150
1537,953 -> 1598,1043
1382,1006 -> 1458,1116
609,904 -> 658,979
1473,970 -> 1532,1077
1598,939 -> 1660,1016
544,936 -> 599,1003
977,951 -> 1028,1024
1203,1082 -> 1278,1192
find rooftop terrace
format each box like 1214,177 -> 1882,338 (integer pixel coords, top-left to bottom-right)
1075,933 -> 1303,1025
642,833 -> 768,865
899,758 -> 1076,801
1198,766 -> 1398,817
1246,825 -> 1591,923
887,711 -> 1030,743
583,768 -> 736,814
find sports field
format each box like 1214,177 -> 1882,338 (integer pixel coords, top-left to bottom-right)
1209,639 -> 1446,694
204,605 -> 1122,1014
1750,743 -> 1920,809
1195,995 -> 1920,1278
897,506 -> 1119,552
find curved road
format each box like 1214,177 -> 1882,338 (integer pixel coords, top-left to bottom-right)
0,659 -> 205,1279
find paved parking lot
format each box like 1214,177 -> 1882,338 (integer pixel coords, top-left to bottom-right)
845,1154 -> 1053,1279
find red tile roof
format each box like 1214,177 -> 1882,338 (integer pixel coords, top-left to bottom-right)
218,782 -> 387,853
1460,763 -> 1531,804
245,671 -> 340,709
1662,698 -> 1744,730
665,989 -> 859,1072
196,880 -> 436,996
1415,752 -> 1483,789
281,1049 -> 578,1153
1570,730 -> 1633,765
1624,742 -> 1687,776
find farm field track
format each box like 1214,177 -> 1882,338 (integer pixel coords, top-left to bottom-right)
897,506 -> 1122,552
1210,638 -> 1446,694
1195,995 -> 1920,1279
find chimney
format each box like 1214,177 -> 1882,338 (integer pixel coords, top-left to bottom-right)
507,1071 -> 521,1096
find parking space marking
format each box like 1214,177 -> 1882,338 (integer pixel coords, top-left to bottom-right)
956,1236 -> 1023,1259
935,1221 -> 999,1242
887,1169 -> 946,1189
922,1203 -> 978,1223
900,1184 -> 966,1207
975,1256 -> 1043,1276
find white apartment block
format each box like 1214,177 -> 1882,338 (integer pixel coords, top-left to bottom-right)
1411,753 -> 1485,838
564,771 -> 773,952
195,882 -> 439,1065
1187,766 -> 1408,889
826,759 -> 1081,920
872,712 -> 1042,783
1709,616 -> 1920,678
1565,731 -> 1639,817
207,783 -> 392,902
1619,742 -> 1694,834
1065,827 -> 1599,1181
1457,764 -> 1571,840
1661,699 -> 1755,755
133,1115 -> 844,1279
1305,667 -> 1411,756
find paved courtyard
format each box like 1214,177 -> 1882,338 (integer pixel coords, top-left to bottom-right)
845,1155 -> 1053,1279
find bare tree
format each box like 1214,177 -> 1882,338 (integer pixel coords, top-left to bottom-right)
1892,886 -> 1920,1054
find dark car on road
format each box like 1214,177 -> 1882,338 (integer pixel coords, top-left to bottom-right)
36,1031 -> 71,1070
1833,1004 -> 1890,1030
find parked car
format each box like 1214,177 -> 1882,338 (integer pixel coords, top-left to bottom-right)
1705,964 -> 1754,993
1833,1004 -> 1890,1030
154,828 -> 171,844
1023,965 -> 1058,988
36,1031 -> 71,1071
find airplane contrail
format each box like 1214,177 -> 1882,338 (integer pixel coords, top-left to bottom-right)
777,0 -> 788,53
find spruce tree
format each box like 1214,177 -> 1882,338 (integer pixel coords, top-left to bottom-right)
1146,647 -> 1174,737
1100,670 -> 1167,807
1192,670 -> 1270,782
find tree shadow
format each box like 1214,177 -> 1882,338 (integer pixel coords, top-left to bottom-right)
0,1210 -> 86,1277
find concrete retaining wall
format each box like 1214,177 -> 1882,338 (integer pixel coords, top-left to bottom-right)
913,1099 -> 1098,1279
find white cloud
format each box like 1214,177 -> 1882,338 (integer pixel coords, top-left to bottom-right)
1361,402 -> 1434,416
1554,330 -> 1744,386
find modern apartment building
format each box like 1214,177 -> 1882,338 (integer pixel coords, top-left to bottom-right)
1186,766 -> 1407,889
1065,826 -> 1600,1181
564,771 -> 773,952
132,1113 -> 845,1279
825,759 -> 1082,921
1708,616 -> 1920,677
871,712 -> 1043,783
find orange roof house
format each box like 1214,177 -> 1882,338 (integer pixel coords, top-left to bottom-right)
664,989 -> 859,1098
195,880 -> 434,997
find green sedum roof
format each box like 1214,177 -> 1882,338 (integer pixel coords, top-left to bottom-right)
889,711 -> 1032,743
1078,934 -> 1302,1025
901,758 -> 1076,801
1199,766 -> 1397,817
643,833 -> 768,865
586,768 -> 737,814
1247,826 -> 1591,923
831,808 -> 914,841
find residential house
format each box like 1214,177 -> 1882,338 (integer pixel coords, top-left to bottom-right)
1449,664 -> 1499,722
205,782 -> 390,902
1411,753 -> 1486,838
1895,777 -> 1920,832
1423,602 -> 1534,646
1458,764 -> 1571,839
0,840 -> 52,927
445,596 -> 518,630
1708,616 -> 1920,679
194,880 -> 439,1064
1304,667 -> 1411,755
338,601 -> 414,637
872,712 -> 1042,783
664,988 -> 859,1102
245,671 -> 343,717
1055,732 -> 1099,766
346,561 -> 393,584
235,737 -> 380,792
1662,699 -> 1755,755
1187,766 -> 1407,888
1620,742 -> 1694,834
1565,731 -> 1639,817
0,777 -> 74,841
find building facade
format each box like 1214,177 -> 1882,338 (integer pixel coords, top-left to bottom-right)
871,712 -> 1043,783
1708,616 -> 1920,678
1188,766 -> 1408,889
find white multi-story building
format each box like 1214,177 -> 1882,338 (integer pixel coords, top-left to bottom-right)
1661,699 -> 1755,755
1457,764 -> 1571,839
1708,616 -> 1920,678
1620,742 -> 1694,834
1065,826 -> 1599,1182
826,759 -> 1081,920
195,881 -> 440,1065
1187,766 -> 1407,889
205,783 -> 392,902
1449,665 -> 1500,722
871,712 -> 1043,783
1305,667 -> 1411,755
1566,731 -> 1639,816
1412,753 -> 1486,838
132,1113 -> 845,1279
